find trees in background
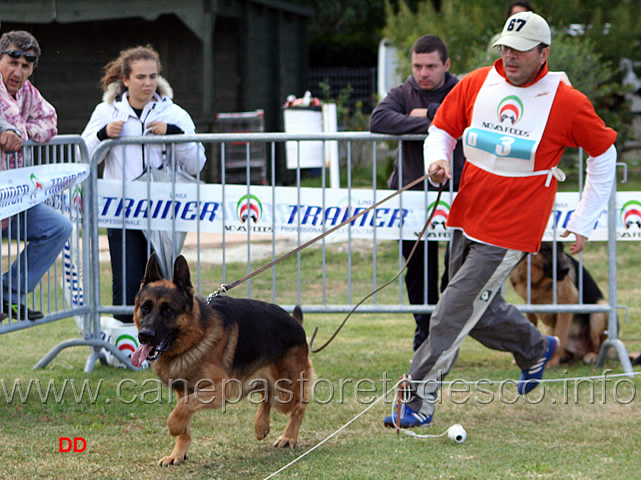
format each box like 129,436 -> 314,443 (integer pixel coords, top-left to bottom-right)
383,0 -> 640,74
296,0 -> 423,67
383,0 -> 640,145
295,0 -> 639,143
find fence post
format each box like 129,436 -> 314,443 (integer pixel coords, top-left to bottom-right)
596,178 -> 633,374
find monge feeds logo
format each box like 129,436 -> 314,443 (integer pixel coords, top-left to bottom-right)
236,194 -> 263,223
497,95 -> 524,125
428,200 -> 450,230
621,199 -> 641,229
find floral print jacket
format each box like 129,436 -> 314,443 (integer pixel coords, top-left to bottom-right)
0,73 -> 57,170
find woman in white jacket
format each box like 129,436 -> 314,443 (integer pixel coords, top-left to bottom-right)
82,45 -> 206,323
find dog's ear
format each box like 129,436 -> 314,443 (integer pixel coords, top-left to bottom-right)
142,252 -> 163,285
543,242 -> 571,280
556,243 -> 571,280
172,255 -> 194,295
540,243 -> 555,279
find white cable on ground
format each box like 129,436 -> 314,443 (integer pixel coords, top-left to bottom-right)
263,369 -> 640,478
388,401 -> 467,442
263,378 -> 403,480
398,423 -> 467,442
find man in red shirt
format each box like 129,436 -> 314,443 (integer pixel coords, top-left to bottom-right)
384,12 -> 617,428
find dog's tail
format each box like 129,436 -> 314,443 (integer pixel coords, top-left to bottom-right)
293,305 -> 303,325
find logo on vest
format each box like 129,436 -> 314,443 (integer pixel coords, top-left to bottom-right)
497,95 -> 524,125
479,290 -> 492,302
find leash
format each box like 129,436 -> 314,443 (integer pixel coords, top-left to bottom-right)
207,172 -> 438,302
308,184 -> 444,353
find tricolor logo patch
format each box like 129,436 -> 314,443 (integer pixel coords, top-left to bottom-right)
497,95 -> 524,125
30,173 -> 43,190
236,194 -> 263,224
115,333 -> 139,357
428,200 -> 450,229
621,199 -> 641,229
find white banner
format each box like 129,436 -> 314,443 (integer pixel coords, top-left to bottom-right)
0,164 -> 89,219
97,180 -> 641,241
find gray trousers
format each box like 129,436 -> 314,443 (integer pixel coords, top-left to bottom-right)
407,230 -> 550,417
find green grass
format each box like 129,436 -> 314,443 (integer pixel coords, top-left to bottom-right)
1,241 -> 640,479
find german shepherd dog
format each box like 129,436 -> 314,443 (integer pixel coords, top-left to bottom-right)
509,242 -> 608,366
131,253 -> 313,466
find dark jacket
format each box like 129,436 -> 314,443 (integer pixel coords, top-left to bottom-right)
370,73 -> 465,190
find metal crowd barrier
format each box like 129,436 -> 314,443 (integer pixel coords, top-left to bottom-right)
0,135 -> 91,337
21,132 -> 631,374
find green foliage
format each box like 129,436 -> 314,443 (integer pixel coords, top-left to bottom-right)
319,82 -> 369,132
300,0 -> 388,66
305,82 -> 374,176
547,35 -> 632,145
294,0 -> 426,66
547,35 -> 608,100
383,0 -> 506,75
535,0 -> 641,66
384,0 -> 641,74
383,0 -> 636,146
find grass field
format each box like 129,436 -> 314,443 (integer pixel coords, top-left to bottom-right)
0,235 -> 640,479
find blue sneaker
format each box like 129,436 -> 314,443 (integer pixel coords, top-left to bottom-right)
518,336 -> 559,395
383,404 -> 432,428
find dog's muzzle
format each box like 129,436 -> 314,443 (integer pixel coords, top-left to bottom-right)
147,335 -> 173,361
131,334 -> 173,367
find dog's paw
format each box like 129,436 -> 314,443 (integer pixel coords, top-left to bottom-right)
272,435 -> 298,448
158,453 -> 188,467
582,352 -> 598,364
256,425 -> 271,441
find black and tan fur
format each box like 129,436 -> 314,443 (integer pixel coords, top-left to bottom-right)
509,242 -> 608,365
132,253 -> 313,466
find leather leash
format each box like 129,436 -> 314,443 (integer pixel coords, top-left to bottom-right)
308,184 -> 443,353
207,171 -> 439,302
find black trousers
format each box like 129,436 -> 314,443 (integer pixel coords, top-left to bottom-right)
402,239 -> 440,351
107,229 -> 152,323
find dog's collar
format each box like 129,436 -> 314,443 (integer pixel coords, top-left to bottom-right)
207,285 -> 228,303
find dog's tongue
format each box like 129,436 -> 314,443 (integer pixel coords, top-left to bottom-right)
131,344 -> 154,367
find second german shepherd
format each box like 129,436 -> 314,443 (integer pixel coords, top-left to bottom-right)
131,253 -> 313,466
509,242 -> 609,365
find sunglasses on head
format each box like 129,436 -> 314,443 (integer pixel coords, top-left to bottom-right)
2,49 -> 38,63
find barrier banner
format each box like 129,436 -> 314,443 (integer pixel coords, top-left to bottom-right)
97,180 -> 641,241
0,164 -> 89,219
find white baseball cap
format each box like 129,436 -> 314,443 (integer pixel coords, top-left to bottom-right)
492,12 -> 551,51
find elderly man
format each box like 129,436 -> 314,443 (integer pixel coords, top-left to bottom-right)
0,30 -> 71,321
384,12 -> 617,428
